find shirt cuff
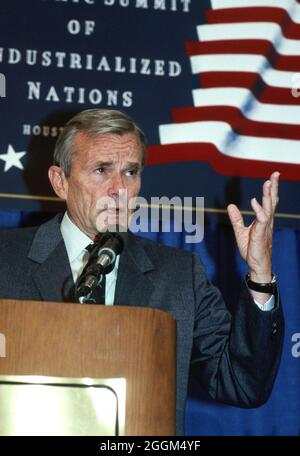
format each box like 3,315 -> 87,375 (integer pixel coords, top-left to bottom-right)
254,295 -> 275,311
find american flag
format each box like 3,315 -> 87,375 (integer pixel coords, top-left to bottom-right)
147,0 -> 300,181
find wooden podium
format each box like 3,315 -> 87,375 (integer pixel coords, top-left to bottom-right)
0,299 -> 176,436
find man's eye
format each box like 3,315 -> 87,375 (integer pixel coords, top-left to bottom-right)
126,168 -> 139,176
95,167 -> 105,174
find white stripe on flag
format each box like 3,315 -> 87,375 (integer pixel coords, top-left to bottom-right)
190,54 -> 295,89
192,87 -> 300,125
159,121 -> 300,164
197,23 -> 300,56
211,0 -> 298,13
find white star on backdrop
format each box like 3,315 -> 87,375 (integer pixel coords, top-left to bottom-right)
0,144 -> 26,172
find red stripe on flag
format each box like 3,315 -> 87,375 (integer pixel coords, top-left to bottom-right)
205,7 -> 300,39
186,40 -> 300,71
171,106 -> 300,140
206,7 -> 287,25
186,40 -> 272,56
198,72 -> 299,105
145,144 -> 300,181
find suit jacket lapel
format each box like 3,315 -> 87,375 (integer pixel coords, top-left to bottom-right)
28,214 -> 75,302
114,233 -> 155,308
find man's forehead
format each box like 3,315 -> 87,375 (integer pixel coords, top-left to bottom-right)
72,130 -> 143,164
74,130 -> 141,149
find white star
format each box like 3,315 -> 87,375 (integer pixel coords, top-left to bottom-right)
0,144 -> 26,172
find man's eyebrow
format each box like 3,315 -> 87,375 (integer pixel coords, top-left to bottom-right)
91,161 -> 113,168
125,162 -> 142,168
88,161 -> 142,171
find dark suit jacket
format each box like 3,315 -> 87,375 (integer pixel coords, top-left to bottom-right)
0,214 -> 284,435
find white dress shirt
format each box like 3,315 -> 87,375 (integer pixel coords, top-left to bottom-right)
60,212 -> 119,305
253,293 -> 274,312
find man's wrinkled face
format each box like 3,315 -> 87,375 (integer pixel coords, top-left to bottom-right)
49,131 -> 143,239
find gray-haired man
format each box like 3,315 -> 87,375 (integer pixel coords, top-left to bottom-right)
0,109 -> 283,434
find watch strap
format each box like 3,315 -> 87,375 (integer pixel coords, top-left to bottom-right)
246,273 -> 277,294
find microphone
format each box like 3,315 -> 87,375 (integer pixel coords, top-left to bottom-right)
75,230 -> 127,304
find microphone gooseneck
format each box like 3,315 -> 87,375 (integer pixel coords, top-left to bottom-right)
75,230 -> 127,304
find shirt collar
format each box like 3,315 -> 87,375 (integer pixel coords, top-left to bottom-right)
60,212 -> 92,264
60,212 -> 120,271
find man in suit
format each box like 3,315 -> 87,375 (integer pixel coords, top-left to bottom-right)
0,109 -> 283,435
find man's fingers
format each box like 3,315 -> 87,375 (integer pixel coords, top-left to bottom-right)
251,197 -> 270,225
227,203 -> 245,233
262,179 -> 272,216
260,172 -> 280,218
270,171 -> 280,210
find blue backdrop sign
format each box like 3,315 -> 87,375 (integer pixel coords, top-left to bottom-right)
0,0 -> 299,227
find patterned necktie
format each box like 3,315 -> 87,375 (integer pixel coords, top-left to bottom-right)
84,243 -> 106,305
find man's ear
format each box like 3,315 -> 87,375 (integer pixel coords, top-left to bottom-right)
48,165 -> 68,200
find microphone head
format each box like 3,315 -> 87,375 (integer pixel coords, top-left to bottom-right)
96,225 -> 128,256
75,227 -> 127,303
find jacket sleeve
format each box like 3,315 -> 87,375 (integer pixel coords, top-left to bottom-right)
190,252 -> 284,407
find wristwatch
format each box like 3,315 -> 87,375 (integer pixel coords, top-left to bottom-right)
246,273 -> 277,294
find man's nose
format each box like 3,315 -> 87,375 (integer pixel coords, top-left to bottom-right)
107,173 -> 125,198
